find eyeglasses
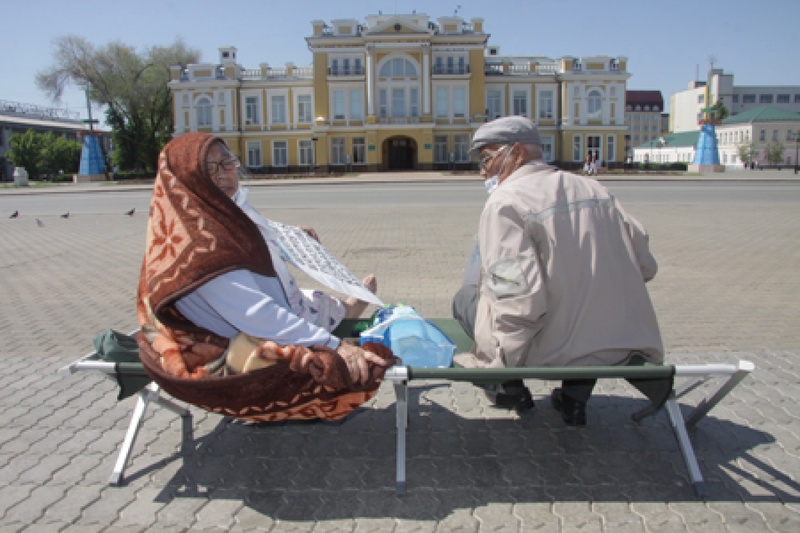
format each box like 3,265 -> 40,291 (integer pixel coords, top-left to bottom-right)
207,158 -> 240,177
479,146 -> 508,170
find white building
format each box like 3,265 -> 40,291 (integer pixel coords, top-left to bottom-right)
670,69 -> 800,133
717,106 -> 800,168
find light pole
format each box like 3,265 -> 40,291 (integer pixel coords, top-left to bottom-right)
311,136 -> 318,175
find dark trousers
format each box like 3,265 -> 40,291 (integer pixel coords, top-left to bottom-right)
452,284 -> 596,402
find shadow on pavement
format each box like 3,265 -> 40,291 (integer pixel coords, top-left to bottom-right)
120,386 -> 798,521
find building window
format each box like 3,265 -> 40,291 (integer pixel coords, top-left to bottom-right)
299,139 -> 313,166
538,90 -> 554,119
246,141 -> 262,167
272,140 -> 287,167
759,129 -> 766,141
454,135 -> 469,162
486,89 -> 502,119
435,87 -> 448,118
333,90 -> 346,119
453,87 -> 466,117
409,88 -> 419,117
759,94 -> 773,104
378,90 -> 388,117
352,137 -> 365,164
572,135 -> 583,161
732,94 -> 739,103
197,97 -> 212,126
698,94 -> 705,104
270,95 -> 286,124
245,96 -> 259,125
331,138 -> 346,165
512,90 -> 527,117
743,94 -> 756,104
391,88 -> 406,117
777,94 -> 790,104
350,90 -> 364,120
434,136 -> 448,163
773,130 -> 778,141
606,135 -> 616,162
379,57 -> 417,78
587,90 -> 602,117
540,135 -> 554,162
795,94 -> 800,103
297,94 -> 312,123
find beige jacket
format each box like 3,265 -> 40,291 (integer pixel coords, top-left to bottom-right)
473,162 -> 664,368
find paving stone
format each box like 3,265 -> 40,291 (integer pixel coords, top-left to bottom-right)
2,180 -> 800,530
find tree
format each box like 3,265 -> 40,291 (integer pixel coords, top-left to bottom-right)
711,98 -> 729,122
737,140 -> 757,167
36,36 -> 200,172
765,141 -> 785,167
6,130 -> 46,178
6,130 -> 82,179
42,135 -> 83,176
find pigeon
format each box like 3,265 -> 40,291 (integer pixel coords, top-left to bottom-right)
9,210 -> 18,219
36,218 -> 45,227
125,208 -> 136,216
61,212 -> 70,219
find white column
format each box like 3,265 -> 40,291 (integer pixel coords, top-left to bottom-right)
366,46 -> 375,116
422,44 -> 431,115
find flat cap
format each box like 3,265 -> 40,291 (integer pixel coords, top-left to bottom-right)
469,116 -> 541,154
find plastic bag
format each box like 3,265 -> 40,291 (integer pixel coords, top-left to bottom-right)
360,305 -> 455,368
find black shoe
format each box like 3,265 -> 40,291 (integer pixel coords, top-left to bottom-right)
482,380 -> 535,412
550,388 -> 587,426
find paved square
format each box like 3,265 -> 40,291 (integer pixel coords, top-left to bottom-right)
1,175 -> 799,531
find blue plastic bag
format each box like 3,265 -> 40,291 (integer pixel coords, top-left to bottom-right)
360,305 -> 455,368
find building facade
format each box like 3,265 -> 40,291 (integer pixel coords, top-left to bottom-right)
632,106 -> 800,169
0,100 -> 110,182
625,90 -> 666,158
670,69 -> 800,133
717,106 -> 800,168
169,13 -> 631,173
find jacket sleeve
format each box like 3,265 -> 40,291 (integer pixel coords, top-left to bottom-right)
616,199 -> 658,282
478,200 -> 547,367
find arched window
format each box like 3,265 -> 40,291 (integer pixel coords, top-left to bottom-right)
587,89 -> 602,117
379,57 -> 417,78
197,97 -> 212,126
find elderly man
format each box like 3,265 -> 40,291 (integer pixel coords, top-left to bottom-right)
453,116 -> 663,425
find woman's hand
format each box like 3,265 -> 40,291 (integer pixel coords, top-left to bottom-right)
337,340 -> 389,384
299,226 -> 320,242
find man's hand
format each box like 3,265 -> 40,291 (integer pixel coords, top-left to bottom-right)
337,340 -> 389,384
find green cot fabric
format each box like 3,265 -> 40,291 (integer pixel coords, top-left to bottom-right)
93,329 -> 151,400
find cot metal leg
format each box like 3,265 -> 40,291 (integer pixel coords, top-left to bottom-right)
664,394 -> 706,498
682,361 -> 754,430
109,383 -> 189,486
393,379 -> 409,495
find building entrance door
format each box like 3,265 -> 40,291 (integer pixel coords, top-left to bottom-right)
385,137 -> 415,170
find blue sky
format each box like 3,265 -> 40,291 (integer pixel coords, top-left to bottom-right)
3,0 -> 798,119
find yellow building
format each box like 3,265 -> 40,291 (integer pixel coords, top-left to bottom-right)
169,13 -> 631,172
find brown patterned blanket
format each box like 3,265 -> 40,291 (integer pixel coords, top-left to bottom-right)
136,132 -> 393,421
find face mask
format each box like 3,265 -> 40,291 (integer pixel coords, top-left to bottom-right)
484,147 -> 512,195
484,175 -> 499,195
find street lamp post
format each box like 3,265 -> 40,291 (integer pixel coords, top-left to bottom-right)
311,136 -> 318,175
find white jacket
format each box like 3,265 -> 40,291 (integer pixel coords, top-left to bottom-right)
473,161 -> 664,368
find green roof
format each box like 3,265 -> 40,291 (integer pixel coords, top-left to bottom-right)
723,106 -> 800,124
635,130 -> 699,149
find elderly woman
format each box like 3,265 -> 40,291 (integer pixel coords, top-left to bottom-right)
136,133 -> 393,422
